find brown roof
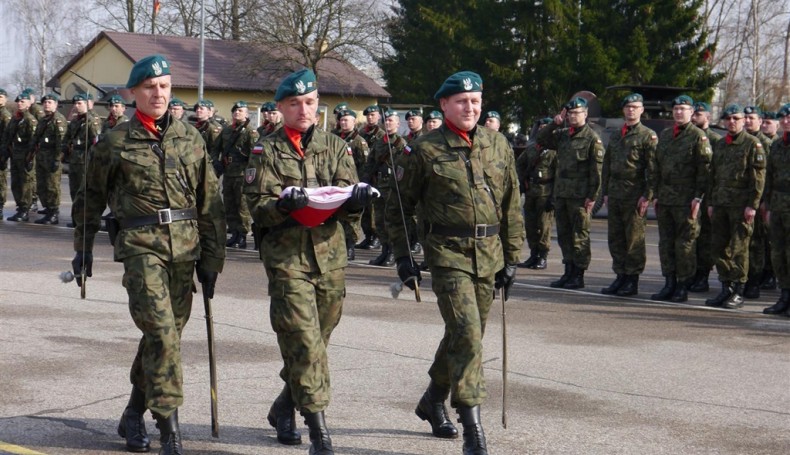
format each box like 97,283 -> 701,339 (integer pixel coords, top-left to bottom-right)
51,31 -> 390,98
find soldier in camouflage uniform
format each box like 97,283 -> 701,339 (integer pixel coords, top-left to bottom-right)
404,109 -> 425,254
71,54 -> 226,455
363,109 -> 406,266
334,108 -> 369,260
257,101 -> 283,139
30,93 -> 67,224
704,104 -> 766,309
0,88 -> 11,211
102,95 -> 129,135
688,102 -> 722,292
243,69 -> 370,455
168,98 -> 186,121
651,95 -> 711,302
194,100 -> 222,151
354,105 -> 385,250
425,110 -> 443,132
482,110 -> 501,132
762,104 -> 790,316
387,71 -> 524,455
3,91 -> 38,221
516,118 -> 556,270
538,97 -> 604,289
600,94 -> 657,297
760,111 -> 779,290
213,101 -> 259,249
405,109 -> 424,142
63,93 -> 101,228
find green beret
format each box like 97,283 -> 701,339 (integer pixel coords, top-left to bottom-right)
195,99 -> 214,109
169,98 -> 186,108
384,109 -> 399,118
231,100 -> 248,112
484,111 -> 500,120
434,71 -> 483,100
763,111 -> 777,120
672,95 -> 694,107
777,104 -> 790,118
108,94 -> 125,105
40,93 -> 59,102
274,68 -> 317,101
72,93 -> 87,102
363,105 -> 380,115
427,110 -> 443,120
565,97 -> 587,110
15,92 -> 32,101
743,106 -> 762,117
333,102 -> 349,115
693,102 -> 711,113
260,101 -> 276,112
0,88 -> 7,96
621,93 -> 643,107
336,108 -> 357,119
86,93 -> 95,100
721,104 -> 743,119
540,117 -> 553,125
21,87 -> 34,96
405,109 -> 421,120
126,54 -> 171,88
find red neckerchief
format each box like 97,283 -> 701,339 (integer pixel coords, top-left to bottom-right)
673,124 -> 680,138
340,131 -> 348,140
107,113 -> 118,128
621,125 -> 628,137
135,110 -> 159,137
445,120 -> 472,147
726,132 -> 736,145
14,110 -> 23,119
284,125 -> 304,158
195,120 -> 205,129
383,133 -> 390,144
569,127 -> 576,136
784,131 -> 790,145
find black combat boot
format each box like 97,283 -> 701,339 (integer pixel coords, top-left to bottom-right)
531,252 -> 548,270
763,289 -> 790,315
706,281 -> 733,307
347,246 -> 355,261
415,382 -> 458,439
154,411 -> 182,455
651,275 -> 677,301
519,250 -> 538,269
252,224 -> 261,251
743,276 -> 760,299
601,274 -> 625,295
722,282 -> 745,309
689,269 -> 710,292
616,275 -> 639,297
35,209 -> 59,225
369,243 -> 390,266
760,270 -> 777,290
564,266 -> 585,289
356,234 -> 379,250
550,263 -> 573,288
302,410 -> 333,455
235,233 -> 247,249
7,209 -> 29,222
225,230 -> 239,248
670,279 -> 689,302
457,406 -> 488,455
267,384 -> 301,445
117,387 -> 150,453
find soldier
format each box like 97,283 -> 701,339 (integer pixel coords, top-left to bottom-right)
329,102 -> 348,135
599,94 -> 657,296
482,111 -> 501,132
516,118 -> 556,270
762,104 -> 790,316
30,93 -> 67,224
194,99 -> 223,153
334,108 -> 369,259
71,54 -> 226,455
538,97 -> 604,289
688,101 -> 722,292
102,94 -> 129,134
168,98 -> 186,121
761,112 -> 779,142
388,70 -> 524,455
760,111 -> 779,291
425,110 -> 443,131
359,105 -> 385,146
651,95 -> 711,302
0,88 -> 12,211
243,68 -> 371,455
355,105 -> 385,250
63,93 -> 101,228
3,91 -> 38,221
705,104 -> 766,309
257,101 -> 283,138
363,109 -> 406,266
405,109 -> 424,142
214,100 -> 259,249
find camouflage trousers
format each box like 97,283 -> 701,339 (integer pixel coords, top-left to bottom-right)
10,156 -> 34,211
428,267 -> 494,408
748,213 -> 768,278
267,266 -> 345,414
372,185 -> 391,244
656,204 -> 699,283
696,201 -> 714,272
769,211 -> 790,289
0,168 -> 7,208
69,161 -> 85,221
554,197 -> 591,269
360,203 -> 376,239
123,254 -> 195,419
607,197 -> 646,275
340,219 -> 361,248
223,175 -> 252,234
35,153 -> 61,210
711,206 -> 753,284
523,191 -> 552,255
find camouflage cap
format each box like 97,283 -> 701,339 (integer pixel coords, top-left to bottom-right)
693,101 -> 711,113
743,106 -> 762,117
260,101 -> 277,112
621,93 -> 643,107
169,97 -> 187,108
564,97 -> 588,110
72,93 -> 88,102
126,54 -> 171,88
231,100 -> 248,112
434,71 -> 483,100
672,95 -> 694,107
363,105 -> 380,115
762,111 -> 777,120
484,111 -> 501,120
426,110 -> 443,120
194,99 -> 214,109
333,102 -> 349,115
777,104 -> 790,118
405,109 -> 421,120
274,68 -> 317,101
15,92 -> 32,101
40,92 -> 59,102
336,108 -> 357,119
108,94 -> 125,105
721,104 -> 743,119
384,109 -> 399,118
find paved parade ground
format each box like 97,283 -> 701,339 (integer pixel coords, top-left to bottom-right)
1,183 -> 789,455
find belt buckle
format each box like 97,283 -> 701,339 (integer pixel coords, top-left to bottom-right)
157,208 -> 173,225
474,224 -> 487,239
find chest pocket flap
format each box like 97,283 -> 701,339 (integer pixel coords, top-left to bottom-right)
432,154 -> 466,180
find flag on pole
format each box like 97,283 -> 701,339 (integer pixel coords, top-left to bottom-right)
153,0 -> 161,16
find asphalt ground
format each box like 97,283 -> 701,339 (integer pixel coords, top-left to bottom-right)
1,176 -> 789,455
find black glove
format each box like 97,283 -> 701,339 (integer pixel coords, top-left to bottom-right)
212,160 -> 224,177
544,197 -> 555,212
396,256 -> 422,290
71,251 -> 93,287
494,263 -> 517,301
25,159 -> 34,172
276,187 -> 309,213
344,184 -> 374,213
0,157 -> 7,171
195,262 -> 219,299
51,160 -> 60,172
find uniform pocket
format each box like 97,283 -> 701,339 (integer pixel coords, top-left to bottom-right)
119,149 -> 157,194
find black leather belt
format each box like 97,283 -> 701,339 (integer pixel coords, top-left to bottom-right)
120,207 -> 198,229
425,222 -> 500,239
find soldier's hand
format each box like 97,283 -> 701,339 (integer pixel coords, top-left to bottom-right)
50,160 -> 60,173
544,197 -> 555,212
690,198 -> 701,220
637,196 -> 649,217
555,108 -> 566,125
276,187 -> 309,213
495,263 -> 518,301
583,198 -> 595,214
71,252 -> 93,287
212,160 -> 224,177
744,207 -> 756,224
196,262 -> 219,299
396,257 -> 422,290
25,159 -> 34,172
344,184 -> 375,213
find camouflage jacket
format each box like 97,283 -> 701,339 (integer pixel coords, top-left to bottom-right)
537,122 -> 604,200
515,141 -> 557,198
213,119 -> 259,176
601,122 -> 657,201
63,112 -> 101,165
73,114 -> 226,273
243,126 -> 360,274
0,106 -> 11,152
709,131 -> 765,209
32,111 -> 67,162
196,119 -> 223,157
334,128 -> 369,177
748,130 -> 773,156
359,123 -> 385,147
654,122 -> 711,206
257,119 -> 283,140
5,110 -> 38,158
765,134 -> 790,212
406,128 -> 424,144
701,127 -> 722,144
386,125 -> 525,276
101,113 -> 129,135
362,132 -> 406,186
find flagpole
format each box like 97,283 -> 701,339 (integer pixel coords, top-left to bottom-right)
198,0 -> 205,99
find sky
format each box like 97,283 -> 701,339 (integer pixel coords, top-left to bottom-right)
0,2 -> 25,83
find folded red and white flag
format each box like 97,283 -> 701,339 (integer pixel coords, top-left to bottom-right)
280,183 -> 380,227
